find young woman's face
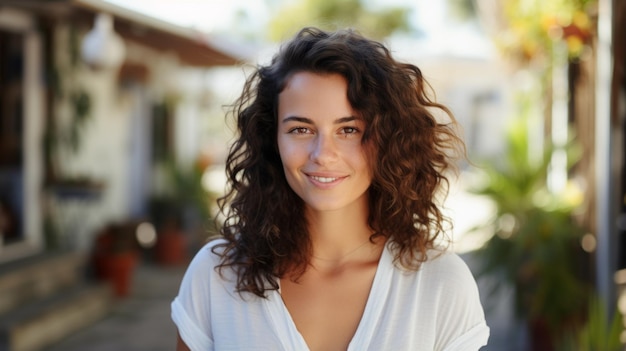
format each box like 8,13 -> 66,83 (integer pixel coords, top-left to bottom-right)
277,71 -> 372,213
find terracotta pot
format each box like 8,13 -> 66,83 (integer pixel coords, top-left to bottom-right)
155,229 -> 187,266
529,318 -> 554,351
94,251 -> 138,297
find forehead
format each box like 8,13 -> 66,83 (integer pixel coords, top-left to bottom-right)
281,71 -> 348,96
278,72 -> 354,119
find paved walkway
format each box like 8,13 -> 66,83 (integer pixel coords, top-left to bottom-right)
45,262 -> 187,351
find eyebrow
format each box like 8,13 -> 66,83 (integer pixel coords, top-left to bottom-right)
281,116 -> 360,124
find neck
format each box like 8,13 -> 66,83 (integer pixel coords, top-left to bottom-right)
305,200 -> 376,262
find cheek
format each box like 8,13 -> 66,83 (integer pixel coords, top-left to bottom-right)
276,136 -> 287,161
277,143 -> 302,193
277,135 -> 287,153
359,143 -> 376,179
277,139 -> 300,171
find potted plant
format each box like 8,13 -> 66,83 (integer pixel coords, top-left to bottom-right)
149,157 -> 215,266
469,116 -> 592,350
91,221 -> 141,297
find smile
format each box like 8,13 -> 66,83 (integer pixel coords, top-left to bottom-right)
310,176 -> 339,183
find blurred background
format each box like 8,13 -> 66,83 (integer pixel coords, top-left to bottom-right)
0,0 -> 624,350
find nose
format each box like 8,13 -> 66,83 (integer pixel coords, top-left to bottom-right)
310,134 -> 339,165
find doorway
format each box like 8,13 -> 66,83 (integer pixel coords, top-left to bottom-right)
0,29 -> 25,248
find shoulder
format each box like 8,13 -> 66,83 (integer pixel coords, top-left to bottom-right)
196,237 -> 229,261
390,246 -> 476,284
383,246 -> 489,348
411,251 -> 489,348
185,238 -> 225,268
423,250 -> 475,281
419,250 -> 481,297
434,252 -> 487,320
178,238 -> 233,289
389,247 -> 483,313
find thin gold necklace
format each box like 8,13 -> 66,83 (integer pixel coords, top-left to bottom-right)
310,238 -> 372,262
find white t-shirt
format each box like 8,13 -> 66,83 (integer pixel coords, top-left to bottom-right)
171,239 -> 490,351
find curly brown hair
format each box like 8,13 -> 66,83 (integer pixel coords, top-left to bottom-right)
214,27 -> 465,297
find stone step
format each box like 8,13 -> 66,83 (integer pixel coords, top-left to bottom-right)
0,283 -> 112,351
0,252 -> 86,315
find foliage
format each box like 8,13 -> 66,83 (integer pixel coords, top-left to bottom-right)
470,113 -> 591,336
473,0 -> 608,345
149,158 -> 214,231
52,25 -> 92,153
266,0 -> 411,41
44,24 -> 93,185
167,159 -> 213,220
557,296 -> 623,351
447,0 -> 477,22
494,0 -> 596,66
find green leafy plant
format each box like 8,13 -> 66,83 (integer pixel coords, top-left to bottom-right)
266,0 -> 411,41
557,296 -> 623,351
149,157 -> 216,234
44,24 -> 93,185
469,114 -> 591,345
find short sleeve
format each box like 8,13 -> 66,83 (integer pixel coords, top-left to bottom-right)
171,242 -> 222,351
431,253 -> 490,350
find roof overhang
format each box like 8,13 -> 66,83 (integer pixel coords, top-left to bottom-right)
72,0 -> 252,67
0,0 -> 252,67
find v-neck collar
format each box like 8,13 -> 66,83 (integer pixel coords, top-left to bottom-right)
264,243 -> 394,351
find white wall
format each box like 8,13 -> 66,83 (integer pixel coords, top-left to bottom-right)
53,24 -> 187,250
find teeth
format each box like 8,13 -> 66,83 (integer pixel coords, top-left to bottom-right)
311,176 -> 338,183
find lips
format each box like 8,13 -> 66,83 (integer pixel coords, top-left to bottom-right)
305,172 -> 347,186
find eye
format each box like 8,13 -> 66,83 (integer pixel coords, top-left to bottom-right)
340,127 -> 359,135
288,127 -> 311,134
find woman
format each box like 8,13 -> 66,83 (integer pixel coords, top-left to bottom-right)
172,27 -> 489,351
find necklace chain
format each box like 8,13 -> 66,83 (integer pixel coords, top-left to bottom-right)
310,239 -> 372,262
